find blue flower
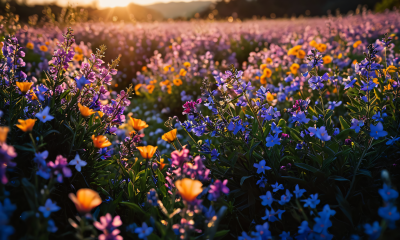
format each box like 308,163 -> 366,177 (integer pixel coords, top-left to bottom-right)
315,126 -> 331,142
0,198 -> 16,217
378,205 -> 400,221
135,222 -> 153,239
291,111 -> 310,124
295,143 -> 303,150
253,160 -> 271,174
279,231 -> 292,240
350,118 -> 364,133
327,101 -> 342,110
364,221 -> 381,240
238,232 -> 255,240
271,182 -> 284,192
308,76 -> 324,90
47,219 -> 58,233
372,111 -> 387,122
260,191 -> 274,207
211,149 -> 219,161
266,133 -> 281,147
256,176 -> 268,188
75,76 -> 91,90
270,122 -> 282,134
361,80 -> 377,91
378,183 -> 399,202
370,122 -> 388,139
278,189 -> 293,205
308,127 -> 318,137
344,78 -> 357,89
252,222 -> 271,239
261,208 -> 285,222
301,194 -> 320,208
386,136 -> 400,145
293,184 -> 306,198
361,96 -> 368,102
333,128 -> 340,136
35,106 -> 54,123
38,199 -> 61,218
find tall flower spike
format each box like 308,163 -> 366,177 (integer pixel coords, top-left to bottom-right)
69,188 -> 102,213
92,135 -> 112,148
175,178 -> 203,202
16,119 -> 36,132
161,129 -> 177,143
136,145 -> 158,159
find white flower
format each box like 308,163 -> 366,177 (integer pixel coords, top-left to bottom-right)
69,153 -> 87,172
35,106 -> 54,123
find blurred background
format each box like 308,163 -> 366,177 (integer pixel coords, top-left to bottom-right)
2,0 -> 399,22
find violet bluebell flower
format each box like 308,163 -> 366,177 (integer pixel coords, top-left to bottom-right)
75,76 -> 91,90
291,111 -> 310,124
253,160 -> 271,174
39,199 -> 60,218
360,80 -> 377,91
315,126 -> 331,142
260,191 -> 274,207
350,118 -> 364,133
370,122 -> 388,139
308,127 -> 318,137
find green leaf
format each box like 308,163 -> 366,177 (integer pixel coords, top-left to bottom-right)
240,176 -> 253,186
294,163 -> 318,173
120,202 -> 147,215
214,230 -> 230,238
335,185 -> 354,226
277,119 -> 287,128
94,160 -> 115,169
335,128 -> 355,141
374,88 -> 383,101
329,175 -> 350,181
357,169 -> 372,178
339,116 -> 350,130
288,128 -> 302,141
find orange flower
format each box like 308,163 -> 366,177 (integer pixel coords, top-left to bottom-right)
175,178 -> 203,202
16,82 -> 33,94
173,79 -> 183,86
78,103 -> 95,118
129,117 -> 148,131
287,45 -> 302,56
290,63 -> 300,75
26,42 -> 34,50
136,145 -> 157,159
135,84 -> 143,95
92,135 -> 112,148
266,92 -> 274,101
39,45 -> 48,52
142,66 -> 147,71
162,129 -> 177,143
263,68 -> 272,78
309,40 -> 317,47
147,85 -> 155,94
68,188 -> 101,213
73,54 -> 83,61
74,46 -> 83,54
179,69 -> 187,77
296,50 -> 306,59
266,58 -> 273,64
260,63 -> 267,70
323,55 -> 332,64
353,40 -> 362,48
0,126 -> 9,143
316,43 -> 327,52
183,62 -> 191,68
16,119 -> 36,132
159,158 -> 166,170
260,75 -> 267,85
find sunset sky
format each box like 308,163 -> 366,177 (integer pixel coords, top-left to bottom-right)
24,0 -> 215,8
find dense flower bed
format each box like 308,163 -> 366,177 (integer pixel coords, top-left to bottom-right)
0,10 -> 400,240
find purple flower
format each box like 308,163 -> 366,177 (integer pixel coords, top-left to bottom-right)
253,160 -> 271,174
75,76 -> 91,90
291,111 -> 310,124
94,213 -> 123,240
350,118 -> 364,133
315,126 -> 331,142
48,155 -> 72,182
171,148 -> 190,166
0,143 -> 17,184
208,179 -> 229,201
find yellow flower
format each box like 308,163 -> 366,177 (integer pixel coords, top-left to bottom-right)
309,40 -> 317,47
39,45 -> 48,52
167,85 -> 172,94
26,42 -> 34,50
353,40 -> 362,48
16,82 -> 33,94
175,178 -> 203,202
173,79 -> 183,86
30,91 -> 38,101
0,126 -> 9,143
134,84 -> 143,95
316,43 -> 327,52
92,135 -> 112,148
266,58 -> 273,64
162,129 -> 177,143
136,145 -> 158,159
373,78 -> 379,85
183,62 -> 191,68
290,63 -> 300,75
287,45 -> 302,56
68,188 -> 101,213
147,85 -> 155,94
73,54 -> 83,61
296,50 -> 306,59
74,46 -> 83,54
260,75 -> 267,85
129,117 -> 149,132
323,55 -> 332,64
266,92 -> 274,101
179,69 -> 187,77
159,158 -> 166,170
97,111 -> 104,118
16,119 -> 36,132
163,65 -> 174,72
263,68 -> 272,78
78,103 -> 95,118
260,63 -> 267,70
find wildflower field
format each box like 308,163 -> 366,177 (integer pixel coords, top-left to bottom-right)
1,8 -> 400,240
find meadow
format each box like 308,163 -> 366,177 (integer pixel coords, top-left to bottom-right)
1,8 -> 400,240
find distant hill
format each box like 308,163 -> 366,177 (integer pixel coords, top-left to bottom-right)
146,1 -> 213,19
